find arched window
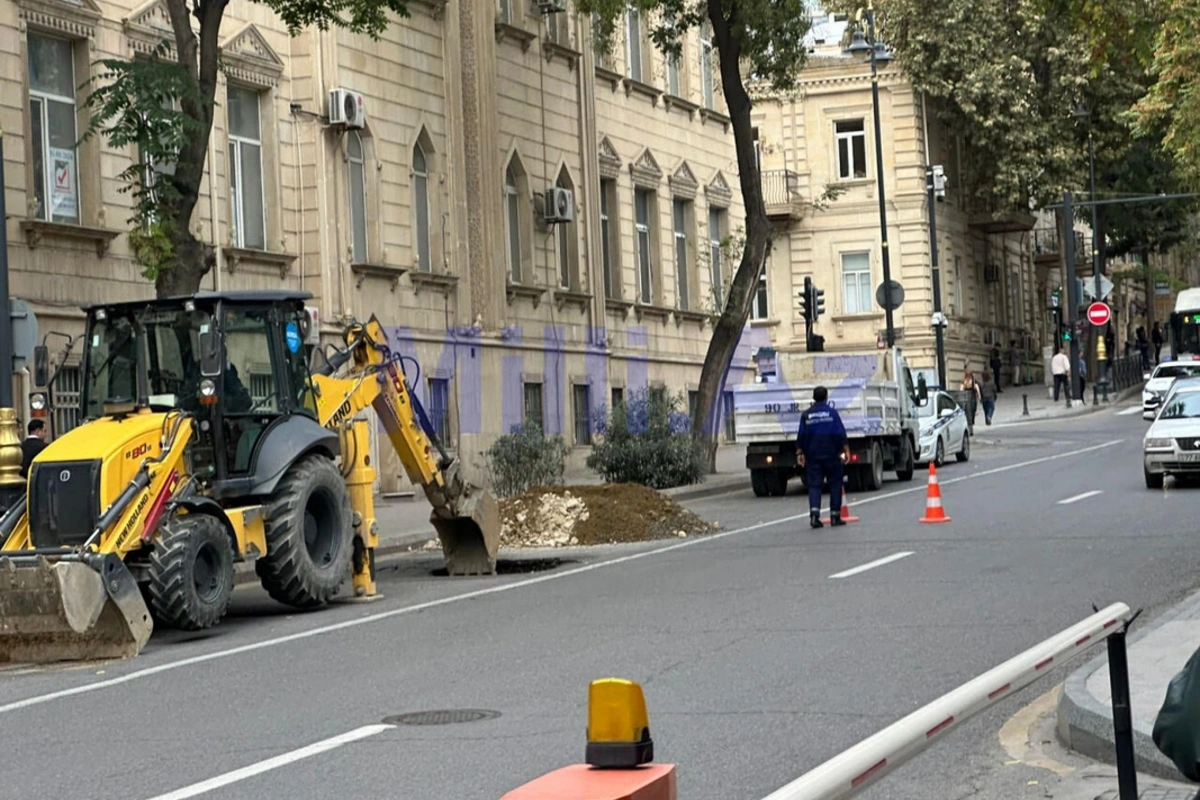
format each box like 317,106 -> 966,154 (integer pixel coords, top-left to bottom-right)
347,132 -> 367,264
505,162 -> 522,282
412,141 -> 431,272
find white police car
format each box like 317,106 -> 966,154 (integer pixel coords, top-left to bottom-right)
916,390 -> 970,467
1143,360 -> 1200,419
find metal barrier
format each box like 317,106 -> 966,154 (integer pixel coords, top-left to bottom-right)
1106,355 -> 1144,393
762,603 -> 1138,800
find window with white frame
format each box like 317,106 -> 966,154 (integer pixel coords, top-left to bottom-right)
28,33 -> 80,225
841,251 -> 873,314
572,384 -> 591,445
348,132 -> 368,264
556,172 -> 575,289
635,188 -> 654,304
547,5 -> 567,43
665,23 -> 681,96
498,0 -> 512,24
600,178 -> 615,297
428,377 -> 450,442
835,119 -> 867,181
673,198 -> 691,310
700,22 -> 715,109
708,206 -> 725,308
952,254 -> 964,316
750,273 -> 768,320
625,7 -> 643,82
505,162 -> 522,282
523,382 -> 544,430
227,85 -> 265,249
412,140 -> 431,272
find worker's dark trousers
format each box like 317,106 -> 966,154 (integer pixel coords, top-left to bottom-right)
807,458 -> 844,516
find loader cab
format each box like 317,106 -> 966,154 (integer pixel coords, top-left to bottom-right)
80,291 -> 324,491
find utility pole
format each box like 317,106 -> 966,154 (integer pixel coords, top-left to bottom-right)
0,126 -> 23,512
867,8 -> 895,348
927,166 -> 946,388
1063,191 -> 1082,403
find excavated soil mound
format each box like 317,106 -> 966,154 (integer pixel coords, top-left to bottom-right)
499,484 -> 717,548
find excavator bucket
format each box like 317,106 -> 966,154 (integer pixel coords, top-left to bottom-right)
0,553 -> 153,664
430,488 -> 501,576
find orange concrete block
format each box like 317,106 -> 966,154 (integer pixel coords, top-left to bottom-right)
500,764 -> 677,800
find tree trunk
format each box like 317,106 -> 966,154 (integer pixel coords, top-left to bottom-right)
156,226 -> 215,297
689,0 -> 774,474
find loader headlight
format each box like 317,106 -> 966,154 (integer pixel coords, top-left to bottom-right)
199,379 -> 218,407
29,392 -> 47,411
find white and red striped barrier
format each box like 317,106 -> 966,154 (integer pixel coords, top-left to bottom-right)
760,602 -> 1132,799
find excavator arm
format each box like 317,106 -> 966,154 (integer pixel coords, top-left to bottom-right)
311,316 -> 499,586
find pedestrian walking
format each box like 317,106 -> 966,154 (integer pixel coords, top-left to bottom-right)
1153,321 -> 1164,365
1008,340 -> 1022,387
1051,347 -> 1070,402
20,419 -> 48,479
796,386 -> 850,530
1079,356 -> 1087,397
1137,326 -> 1151,371
961,371 -> 981,428
979,371 -> 997,425
989,344 -> 1004,393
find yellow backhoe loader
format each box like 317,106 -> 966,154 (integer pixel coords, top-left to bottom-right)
0,290 -> 499,664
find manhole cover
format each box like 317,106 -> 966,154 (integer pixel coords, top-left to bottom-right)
383,709 -> 501,726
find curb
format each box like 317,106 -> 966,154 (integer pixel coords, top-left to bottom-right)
1056,587 -> 1200,781
992,383 -> 1145,428
233,530 -> 435,587
663,477 -> 748,502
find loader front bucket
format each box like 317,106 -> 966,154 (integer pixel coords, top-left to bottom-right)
430,489 -> 501,576
0,553 -> 153,663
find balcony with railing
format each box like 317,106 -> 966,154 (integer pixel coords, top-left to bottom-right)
1033,226 -> 1091,268
761,170 -> 804,221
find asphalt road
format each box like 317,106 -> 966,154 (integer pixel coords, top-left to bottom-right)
3,401 -> 1198,800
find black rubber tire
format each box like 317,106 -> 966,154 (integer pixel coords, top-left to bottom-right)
256,455 -> 354,608
845,468 -> 862,493
766,470 -> 788,497
148,514 -> 235,631
895,438 -> 915,482
1145,468 -> 1164,489
934,438 -> 946,468
751,469 -> 769,497
862,443 -> 884,491
957,432 -> 971,462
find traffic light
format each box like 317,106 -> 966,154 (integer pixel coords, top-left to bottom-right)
800,276 -> 813,322
813,285 -> 825,320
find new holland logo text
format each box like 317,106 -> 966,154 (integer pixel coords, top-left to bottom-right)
115,491 -> 152,552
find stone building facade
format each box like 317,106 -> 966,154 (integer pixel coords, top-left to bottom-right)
749,41 -> 1043,389
1,0 -> 749,491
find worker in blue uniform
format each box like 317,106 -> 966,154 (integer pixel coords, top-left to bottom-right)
796,385 -> 851,529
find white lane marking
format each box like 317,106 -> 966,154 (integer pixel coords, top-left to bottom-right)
829,551 -> 914,580
0,438 -> 1125,717
1057,490 -> 1103,505
1116,406 -> 1144,416
146,724 -> 392,800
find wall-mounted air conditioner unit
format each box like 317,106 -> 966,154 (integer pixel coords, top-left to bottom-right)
537,0 -> 567,13
329,88 -> 366,129
545,186 -> 575,223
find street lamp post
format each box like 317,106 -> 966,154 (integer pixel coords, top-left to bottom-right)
845,8 -> 895,347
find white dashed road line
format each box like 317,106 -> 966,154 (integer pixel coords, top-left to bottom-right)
1057,490 -> 1103,505
828,551 -> 915,580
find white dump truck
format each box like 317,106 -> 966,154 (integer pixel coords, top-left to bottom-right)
732,347 -> 924,497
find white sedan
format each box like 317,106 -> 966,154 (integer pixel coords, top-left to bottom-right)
1144,385 -> 1200,487
916,390 -> 970,467
1143,361 -> 1200,419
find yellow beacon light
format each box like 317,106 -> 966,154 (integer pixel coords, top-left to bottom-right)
586,678 -> 654,769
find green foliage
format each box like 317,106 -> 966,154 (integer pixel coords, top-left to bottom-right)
1094,135 -> 1199,260
263,0 -> 410,37
485,419 -> 571,498
82,43 -> 208,280
1131,0 -> 1200,187
587,389 -> 706,490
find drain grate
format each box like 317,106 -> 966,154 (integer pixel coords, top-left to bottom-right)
432,558 -> 576,577
383,709 -> 501,726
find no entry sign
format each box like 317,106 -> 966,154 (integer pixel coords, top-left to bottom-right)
1086,301 -> 1111,326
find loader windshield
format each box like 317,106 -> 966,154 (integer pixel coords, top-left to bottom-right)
83,306 -> 212,418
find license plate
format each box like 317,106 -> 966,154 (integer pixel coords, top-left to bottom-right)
1181,453 -> 1200,463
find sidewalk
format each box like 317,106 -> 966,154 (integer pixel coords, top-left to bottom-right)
981,379 -> 1144,428
231,445 -> 750,585
1058,587 -> 1200,783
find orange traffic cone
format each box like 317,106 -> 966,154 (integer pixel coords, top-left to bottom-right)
822,496 -> 860,524
919,463 -> 951,524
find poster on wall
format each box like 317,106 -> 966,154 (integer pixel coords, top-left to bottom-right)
49,147 -> 76,219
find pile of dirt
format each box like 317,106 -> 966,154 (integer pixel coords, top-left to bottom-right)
498,484 -> 717,548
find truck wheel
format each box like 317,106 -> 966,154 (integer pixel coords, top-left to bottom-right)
147,514 -> 235,631
766,470 -> 788,497
845,469 -> 861,493
895,438 -> 915,481
751,469 -> 769,497
257,455 -> 354,608
862,443 -> 884,491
